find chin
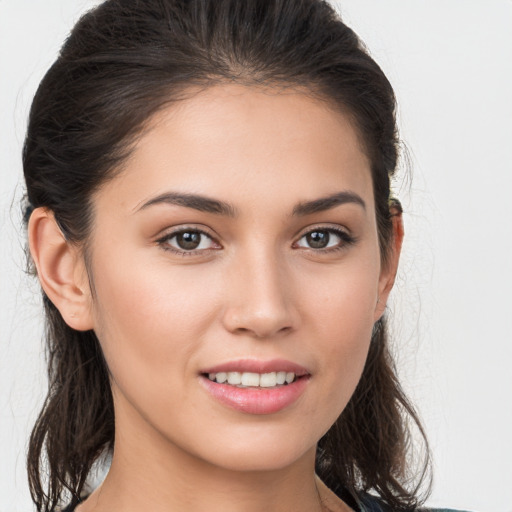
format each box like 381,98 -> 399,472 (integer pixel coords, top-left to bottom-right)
180,425 -> 318,473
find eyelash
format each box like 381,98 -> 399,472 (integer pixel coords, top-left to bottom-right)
294,227 -> 357,254
156,226 -> 356,257
156,227 -> 220,257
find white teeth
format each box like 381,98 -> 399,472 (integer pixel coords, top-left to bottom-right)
227,372 -> 242,385
241,372 -> 260,386
216,372 -> 227,383
207,371 -> 297,387
260,372 -> 277,387
276,371 -> 286,385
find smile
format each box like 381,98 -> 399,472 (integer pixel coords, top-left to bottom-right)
199,360 -> 310,414
206,371 -> 297,388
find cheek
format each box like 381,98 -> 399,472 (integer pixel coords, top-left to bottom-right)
299,258 -> 379,414
88,257 -> 227,441
88,248 -> 224,386
303,256 -> 379,343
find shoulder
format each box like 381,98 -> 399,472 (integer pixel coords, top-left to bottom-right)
419,509 -> 472,512
359,494 -> 472,512
319,478 -> 471,512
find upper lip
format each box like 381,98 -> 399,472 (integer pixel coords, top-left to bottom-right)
200,359 -> 310,376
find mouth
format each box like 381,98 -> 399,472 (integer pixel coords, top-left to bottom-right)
199,360 -> 311,414
203,371 -> 300,388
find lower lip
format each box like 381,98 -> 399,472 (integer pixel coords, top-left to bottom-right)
199,376 -> 310,415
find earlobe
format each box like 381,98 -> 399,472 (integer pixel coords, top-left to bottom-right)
374,207 -> 404,321
28,208 -> 94,331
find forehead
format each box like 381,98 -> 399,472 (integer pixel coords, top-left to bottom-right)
95,84 -> 374,216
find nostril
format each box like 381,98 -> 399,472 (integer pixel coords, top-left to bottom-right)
233,324 -> 293,338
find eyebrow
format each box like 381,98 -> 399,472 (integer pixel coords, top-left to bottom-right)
136,190 -> 365,217
136,192 -> 238,217
292,191 -> 366,216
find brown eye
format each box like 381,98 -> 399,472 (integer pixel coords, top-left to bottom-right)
295,227 -> 355,251
175,231 -> 202,250
159,228 -> 219,253
305,230 -> 330,249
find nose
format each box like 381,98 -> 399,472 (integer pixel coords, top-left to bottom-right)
221,249 -> 299,339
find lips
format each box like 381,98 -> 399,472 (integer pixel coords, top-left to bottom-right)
201,358 -> 309,376
199,359 -> 310,415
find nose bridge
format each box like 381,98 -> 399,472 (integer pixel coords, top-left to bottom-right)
222,243 -> 297,338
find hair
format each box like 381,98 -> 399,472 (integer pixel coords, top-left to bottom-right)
23,1 -> 430,510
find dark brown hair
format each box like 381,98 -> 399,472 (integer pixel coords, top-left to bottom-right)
24,1 -> 430,510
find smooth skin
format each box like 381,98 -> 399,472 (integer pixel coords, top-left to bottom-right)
29,84 -> 403,512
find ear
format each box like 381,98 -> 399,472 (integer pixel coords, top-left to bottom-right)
374,206 -> 404,322
28,207 -> 94,331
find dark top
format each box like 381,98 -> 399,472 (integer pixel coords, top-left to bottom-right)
60,488 -> 468,512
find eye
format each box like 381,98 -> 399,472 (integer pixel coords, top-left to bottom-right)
157,228 -> 220,254
294,227 -> 354,251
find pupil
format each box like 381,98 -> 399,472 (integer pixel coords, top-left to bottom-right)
307,231 -> 329,248
177,231 -> 201,250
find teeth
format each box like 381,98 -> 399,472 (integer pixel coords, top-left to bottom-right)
241,372 -> 260,386
276,371 -> 286,385
207,371 -> 297,387
227,372 -> 242,385
216,372 -> 227,383
260,372 -> 277,387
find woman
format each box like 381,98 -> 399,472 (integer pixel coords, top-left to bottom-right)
24,1 -> 439,511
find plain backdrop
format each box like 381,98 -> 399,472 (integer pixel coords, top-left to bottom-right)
1,1 -> 511,511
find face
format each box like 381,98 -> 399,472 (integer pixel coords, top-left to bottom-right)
84,84 -> 395,472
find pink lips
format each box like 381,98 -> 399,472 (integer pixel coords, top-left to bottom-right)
201,358 -> 309,376
199,359 -> 310,415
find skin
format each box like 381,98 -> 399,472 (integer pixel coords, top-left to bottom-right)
29,84 -> 402,512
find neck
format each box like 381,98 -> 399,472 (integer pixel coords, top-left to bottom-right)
79,401 -> 325,512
